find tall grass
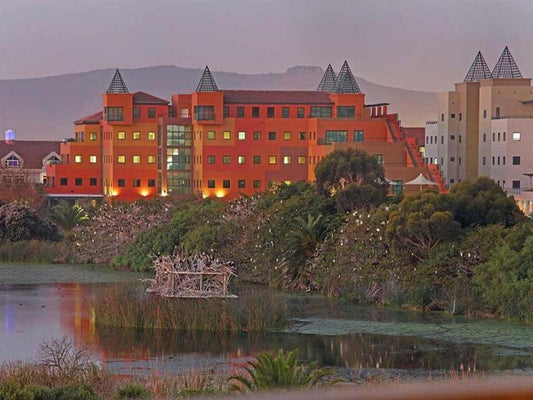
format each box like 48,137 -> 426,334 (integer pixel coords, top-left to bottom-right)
93,284 -> 288,332
0,240 -> 69,263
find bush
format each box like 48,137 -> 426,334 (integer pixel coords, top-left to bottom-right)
0,202 -> 60,243
113,384 -> 150,400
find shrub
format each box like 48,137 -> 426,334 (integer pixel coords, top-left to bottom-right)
113,384 -> 150,400
0,202 -> 60,243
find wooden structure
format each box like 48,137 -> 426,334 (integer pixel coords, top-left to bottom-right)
145,250 -> 236,298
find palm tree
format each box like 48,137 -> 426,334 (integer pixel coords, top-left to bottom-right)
50,201 -> 88,231
228,349 -> 329,392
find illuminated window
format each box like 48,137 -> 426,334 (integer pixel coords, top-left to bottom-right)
283,156 -> 291,164
117,131 -> 126,140
207,131 -> 216,140
238,156 -> 246,164
513,132 -> 521,141
253,131 -> 261,140
253,155 -> 261,164
132,155 -> 141,164
298,156 -> 306,164
207,180 -> 215,188
89,155 -> 97,164
238,180 -> 246,188
148,131 -> 156,140
133,131 -> 141,140
268,156 -> 276,164
223,180 -> 231,188
147,155 -> 156,164
117,155 -> 126,164
207,155 -> 216,164
74,155 -> 82,163
223,131 -> 231,140
268,180 -> 277,189
238,131 -> 246,140
284,131 -> 291,140
298,132 -> 306,140
89,132 -> 97,141
223,155 -> 231,164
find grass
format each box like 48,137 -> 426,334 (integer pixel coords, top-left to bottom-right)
0,240 -> 69,263
92,284 -> 288,332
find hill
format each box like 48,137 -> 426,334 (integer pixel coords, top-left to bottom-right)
0,65 -> 437,140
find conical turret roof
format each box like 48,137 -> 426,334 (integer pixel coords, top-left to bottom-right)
195,66 -> 219,92
464,51 -> 492,82
335,61 -> 361,94
317,64 -> 337,92
106,69 -> 129,94
492,46 -> 522,79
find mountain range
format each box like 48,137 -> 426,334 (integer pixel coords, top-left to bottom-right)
0,65 -> 437,140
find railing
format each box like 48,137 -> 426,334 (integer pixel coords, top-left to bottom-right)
492,115 -> 533,120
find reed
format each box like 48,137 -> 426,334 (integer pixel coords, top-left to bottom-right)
92,284 -> 288,332
0,240 -> 69,263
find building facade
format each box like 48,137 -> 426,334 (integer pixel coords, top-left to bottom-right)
46,63 -> 443,202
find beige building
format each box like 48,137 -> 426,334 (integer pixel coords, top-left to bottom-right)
425,47 -> 533,215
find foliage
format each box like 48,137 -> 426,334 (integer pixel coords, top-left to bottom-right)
0,240 -> 69,263
50,202 -> 88,232
113,384 -> 150,400
0,202 -> 60,243
0,383 -> 100,400
228,349 -> 330,392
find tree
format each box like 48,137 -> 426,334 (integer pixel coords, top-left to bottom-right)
0,202 -> 60,242
314,148 -> 388,211
50,201 -> 89,231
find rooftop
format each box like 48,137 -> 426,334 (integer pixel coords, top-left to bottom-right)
0,140 -> 60,169
223,90 -> 333,104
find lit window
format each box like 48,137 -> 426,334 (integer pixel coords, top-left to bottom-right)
253,155 -> 261,164
117,131 -> 126,140
89,132 -> 97,141
74,155 -> 82,163
223,131 -> 231,140
238,156 -> 246,164
207,155 -> 216,164
207,131 -> 216,140
268,156 -> 276,164
223,155 -> 231,164
133,131 -> 141,140
284,131 -> 291,140
132,155 -> 141,164
283,156 -> 291,164
298,156 -> 306,165
513,132 -> 521,141
298,132 -> 306,140
148,131 -> 156,140
117,155 -> 126,164
147,155 -> 156,164
89,155 -> 97,164
238,131 -> 246,140
253,131 -> 261,140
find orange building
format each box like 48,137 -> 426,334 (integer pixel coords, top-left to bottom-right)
45,63 -> 443,202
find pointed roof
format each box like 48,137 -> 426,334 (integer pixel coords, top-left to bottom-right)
317,64 -> 338,92
195,66 -> 219,92
492,46 -> 522,79
106,69 -> 129,94
335,61 -> 361,94
405,173 -> 436,185
464,51 -> 492,82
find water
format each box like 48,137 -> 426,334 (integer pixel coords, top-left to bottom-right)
1,264 -> 533,381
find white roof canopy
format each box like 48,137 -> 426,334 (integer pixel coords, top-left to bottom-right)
405,173 -> 436,185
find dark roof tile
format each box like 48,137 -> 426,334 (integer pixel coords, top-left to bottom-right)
0,140 -> 61,169
133,91 -> 169,105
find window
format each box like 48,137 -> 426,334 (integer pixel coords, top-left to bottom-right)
148,108 -> 156,118
450,157 -> 455,162
89,155 -> 97,164
374,154 -> 383,165
236,107 -> 245,118
148,179 -> 155,187
283,156 -> 291,164
133,179 -> 141,188
238,180 -> 246,189
513,156 -> 521,165
253,131 -> 261,140
451,113 -> 455,118
238,131 -> 246,140
492,156 -> 495,165
441,136 -> 444,144
325,130 -> 348,144
238,156 -> 246,164
223,155 -> 231,164
297,107 -> 304,118
298,156 -> 306,165
310,106 -> 332,118
253,180 -> 261,189
145,131 -> 154,141
117,131 -> 126,140
207,155 -> 216,164
133,131 -> 141,140
223,131 -> 231,140
268,156 -> 276,164
223,180 -> 230,188
299,132 -> 306,141
337,106 -> 355,118
458,157 -> 462,165
252,107 -> 260,118
148,155 -> 156,164
223,106 -> 229,118
253,155 -> 261,164
503,156 -> 506,165
284,131 -> 291,140
496,107 -> 500,118
75,178 -> 82,186
268,180 -> 277,189
207,131 -> 216,140
282,107 -> 289,118
392,180 -> 403,195
512,180 -> 521,190
90,178 -> 97,186
74,155 -> 82,163
503,132 -> 506,141
440,113 -> 444,122
268,132 -> 276,140
513,132 -> 521,141
118,179 -> 126,187
483,109 -> 487,119
459,113 -> 462,121
105,106 -> 123,121
117,155 -> 126,163
482,157 -> 486,165
194,105 -> 215,120
492,132 -> 495,142
498,132 -> 501,141
132,155 -> 141,164
133,107 -> 140,118
60,177 -> 68,186
207,180 -> 215,188
450,135 -> 455,140
266,107 -> 274,118
483,133 -> 487,142
89,132 -> 97,141
459,135 -> 462,143
354,130 -> 364,142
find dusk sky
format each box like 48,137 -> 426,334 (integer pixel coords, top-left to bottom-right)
1,0 -> 532,91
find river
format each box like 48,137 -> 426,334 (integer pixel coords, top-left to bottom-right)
1,263 -> 532,382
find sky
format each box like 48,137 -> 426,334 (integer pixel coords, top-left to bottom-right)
1,0 -> 532,92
